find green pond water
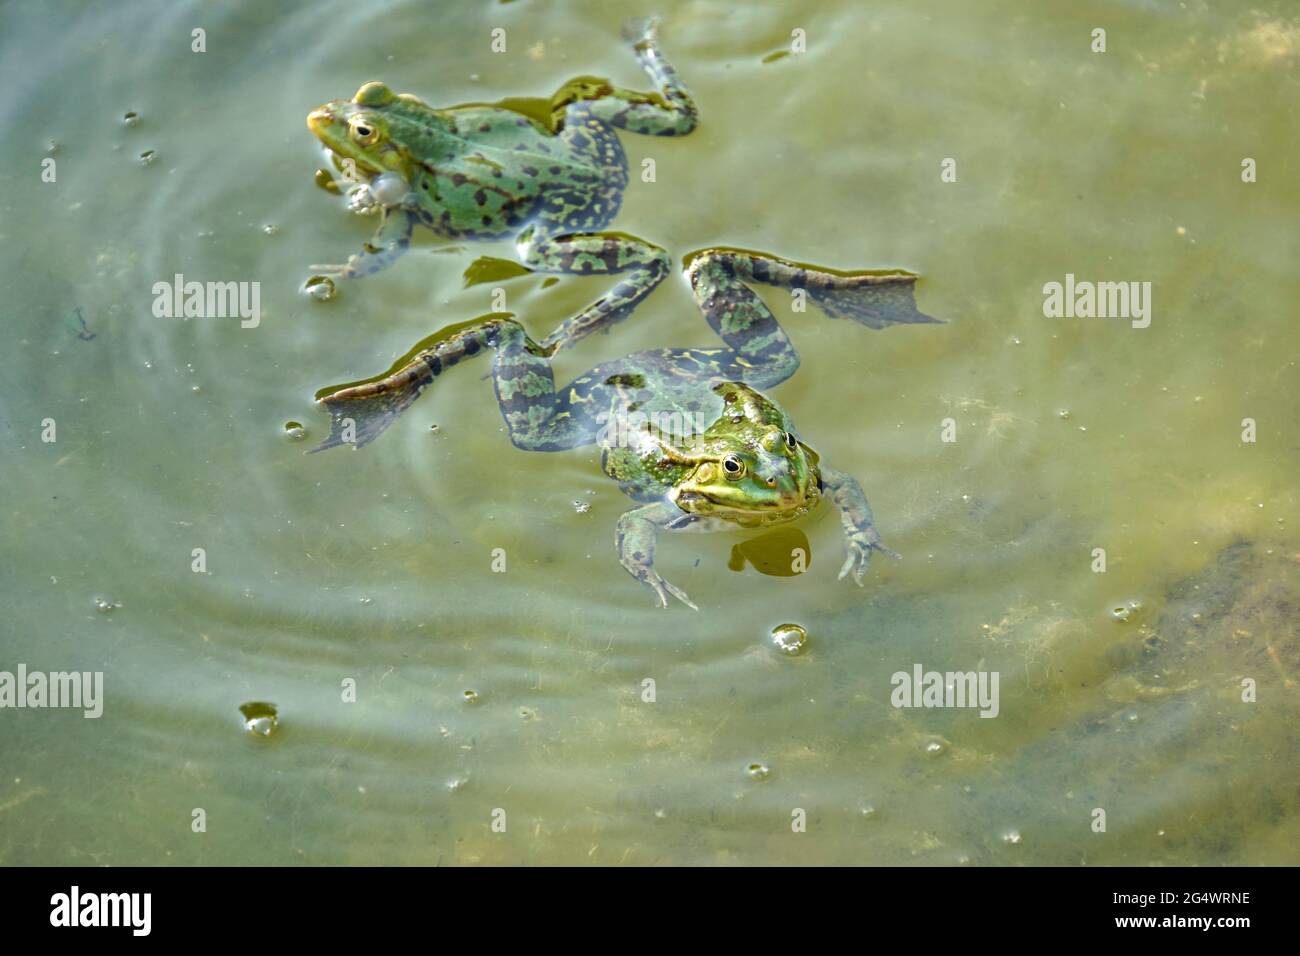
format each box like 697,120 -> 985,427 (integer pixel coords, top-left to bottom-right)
1,0 -> 1297,865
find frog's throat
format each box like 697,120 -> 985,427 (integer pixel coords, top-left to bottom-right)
670,483 -> 824,528
317,135 -> 414,181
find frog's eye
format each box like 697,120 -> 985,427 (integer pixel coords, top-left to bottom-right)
348,116 -> 381,146
785,431 -> 797,451
721,455 -> 745,480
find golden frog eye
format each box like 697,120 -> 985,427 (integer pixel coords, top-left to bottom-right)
349,115 -> 381,146
785,431 -> 797,451
721,455 -> 745,480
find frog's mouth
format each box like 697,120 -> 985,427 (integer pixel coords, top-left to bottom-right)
671,478 -> 821,523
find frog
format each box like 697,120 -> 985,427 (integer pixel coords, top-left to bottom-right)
305,16 -> 697,353
310,247 -> 943,608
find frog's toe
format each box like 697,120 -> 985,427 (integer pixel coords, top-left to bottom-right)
649,576 -> 698,611
839,536 -> 899,586
621,15 -> 660,45
308,260 -> 357,278
838,549 -> 867,587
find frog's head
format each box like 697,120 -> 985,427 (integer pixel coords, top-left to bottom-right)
307,81 -> 447,181
670,383 -> 822,524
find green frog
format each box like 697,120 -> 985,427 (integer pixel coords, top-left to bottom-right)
306,16 -> 696,352
312,249 -> 943,608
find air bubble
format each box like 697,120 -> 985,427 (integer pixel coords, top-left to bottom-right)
746,762 -> 770,781
283,421 -> 307,441
303,275 -> 337,302
138,149 -> 156,165
239,701 -> 279,737
770,622 -> 809,656
122,111 -> 140,127
1111,599 -> 1142,623
463,690 -> 480,704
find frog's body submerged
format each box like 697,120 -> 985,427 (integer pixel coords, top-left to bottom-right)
315,248 -> 943,607
307,16 -> 945,607
307,16 -> 696,352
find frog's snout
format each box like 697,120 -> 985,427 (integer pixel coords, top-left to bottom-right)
307,108 -> 333,135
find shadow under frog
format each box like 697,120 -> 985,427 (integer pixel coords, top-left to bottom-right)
728,526 -> 814,578
305,17 -> 946,607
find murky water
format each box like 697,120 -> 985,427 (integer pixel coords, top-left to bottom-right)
1,0 -> 1297,865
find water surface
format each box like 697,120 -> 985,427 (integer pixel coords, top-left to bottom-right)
1,0 -> 1297,865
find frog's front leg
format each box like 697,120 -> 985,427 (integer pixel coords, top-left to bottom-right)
517,228 -> 671,354
311,205 -> 415,279
819,466 -> 900,586
616,501 -> 699,610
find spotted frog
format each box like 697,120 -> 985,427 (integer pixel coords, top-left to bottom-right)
313,248 -> 943,608
306,16 -> 696,352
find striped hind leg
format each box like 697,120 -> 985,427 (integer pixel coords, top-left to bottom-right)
311,314 -> 591,453
684,249 -> 941,386
553,16 -> 698,137
682,251 -> 803,389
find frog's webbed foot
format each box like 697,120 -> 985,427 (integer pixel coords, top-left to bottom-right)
310,366 -> 431,453
838,528 -> 901,587
648,574 -> 698,611
820,466 -> 898,587
616,502 -> 699,610
805,273 -> 943,329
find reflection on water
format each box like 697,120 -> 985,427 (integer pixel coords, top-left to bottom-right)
0,0 -> 1296,865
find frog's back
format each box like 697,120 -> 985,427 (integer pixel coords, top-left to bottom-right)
421,104 -> 627,236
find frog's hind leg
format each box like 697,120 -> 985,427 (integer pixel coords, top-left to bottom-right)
690,248 -> 942,331
311,314 -> 593,453
517,228 -> 672,354
681,251 -> 803,389
684,249 -> 942,387
554,17 -> 698,137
